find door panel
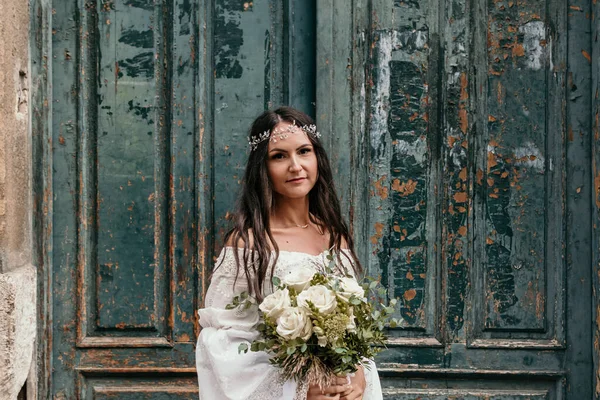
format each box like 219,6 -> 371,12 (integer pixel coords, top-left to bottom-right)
47,0 -> 315,398
315,0 -> 592,399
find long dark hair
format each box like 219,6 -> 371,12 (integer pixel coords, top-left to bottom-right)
220,106 -> 361,300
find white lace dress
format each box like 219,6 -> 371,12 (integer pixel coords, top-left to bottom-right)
196,247 -> 384,400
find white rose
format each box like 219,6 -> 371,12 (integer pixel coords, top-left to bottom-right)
259,288 -> 291,320
276,307 -> 313,341
297,285 -> 337,315
283,266 -> 315,292
337,277 -> 365,303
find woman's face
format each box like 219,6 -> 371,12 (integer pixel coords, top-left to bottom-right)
266,122 -> 318,201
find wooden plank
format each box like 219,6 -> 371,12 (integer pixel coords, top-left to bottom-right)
50,0 -> 80,395
285,0 -> 316,115
592,0 -> 600,396
566,0 -> 594,397
315,0 -> 353,214
367,0 -> 442,344
170,0 -> 198,344
441,0 -> 470,342
196,0 -> 214,324
470,0 -> 567,346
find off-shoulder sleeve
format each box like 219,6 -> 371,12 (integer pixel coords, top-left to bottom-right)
195,248 -> 294,400
362,359 -> 383,399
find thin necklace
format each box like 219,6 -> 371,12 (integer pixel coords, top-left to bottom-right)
295,223 -> 309,229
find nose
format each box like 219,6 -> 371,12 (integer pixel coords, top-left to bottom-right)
288,156 -> 302,172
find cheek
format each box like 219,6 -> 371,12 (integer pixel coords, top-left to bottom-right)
266,162 -> 285,185
308,157 -> 319,177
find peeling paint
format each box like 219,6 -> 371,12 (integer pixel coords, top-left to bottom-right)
370,32 -> 392,158
519,21 -> 546,70
214,0 -> 245,79
513,141 -> 545,171
391,136 -> 428,164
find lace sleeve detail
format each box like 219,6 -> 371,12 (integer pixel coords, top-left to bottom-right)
196,248 -> 291,400
204,248 -> 251,310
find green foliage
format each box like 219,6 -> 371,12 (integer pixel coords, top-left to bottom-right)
224,291 -> 255,310
226,250 -> 403,382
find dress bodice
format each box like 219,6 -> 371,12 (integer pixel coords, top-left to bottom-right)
204,247 -> 356,310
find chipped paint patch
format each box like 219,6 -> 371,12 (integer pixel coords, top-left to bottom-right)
513,141 -> 545,171
392,28 -> 428,53
392,136 -> 428,164
519,21 -> 546,71
370,32 -> 393,158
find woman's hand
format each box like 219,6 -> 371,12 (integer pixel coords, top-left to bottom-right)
306,376 -> 348,400
338,365 -> 366,400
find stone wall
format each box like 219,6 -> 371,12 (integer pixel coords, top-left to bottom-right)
0,0 -> 37,398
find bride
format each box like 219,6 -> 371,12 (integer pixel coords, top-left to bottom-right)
196,107 -> 383,400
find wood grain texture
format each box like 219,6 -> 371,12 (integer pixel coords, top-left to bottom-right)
30,0 -> 597,398
36,0 -> 317,397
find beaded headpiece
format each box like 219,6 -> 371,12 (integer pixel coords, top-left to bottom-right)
248,121 -> 321,151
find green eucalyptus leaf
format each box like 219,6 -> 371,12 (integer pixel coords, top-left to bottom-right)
350,297 -> 362,305
272,276 -> 281,287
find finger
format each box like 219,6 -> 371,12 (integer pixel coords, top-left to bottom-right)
321,384 -> 348,394
339,386 -> 359,399
335,376 -> 349,385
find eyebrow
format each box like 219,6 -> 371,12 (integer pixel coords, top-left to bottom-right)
269,143 -> 313,153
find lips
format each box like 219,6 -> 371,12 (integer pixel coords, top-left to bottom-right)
287,177 -> 306,183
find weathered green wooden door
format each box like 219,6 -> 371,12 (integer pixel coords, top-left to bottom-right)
315,0 -> 594,399
37,0 -> 314,398
35,0 -> 595,398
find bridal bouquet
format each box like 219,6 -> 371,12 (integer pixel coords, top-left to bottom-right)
226,253 -> 401,388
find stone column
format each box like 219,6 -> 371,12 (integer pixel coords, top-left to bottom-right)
0,0 -> 37,398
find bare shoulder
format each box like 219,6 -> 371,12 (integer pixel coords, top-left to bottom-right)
224,229 -> 255,249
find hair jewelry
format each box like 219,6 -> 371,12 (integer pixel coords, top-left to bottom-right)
248,121 -> 321,151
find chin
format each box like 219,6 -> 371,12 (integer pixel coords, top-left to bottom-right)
281,191 -> 311,199
274,186 -> 313,200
